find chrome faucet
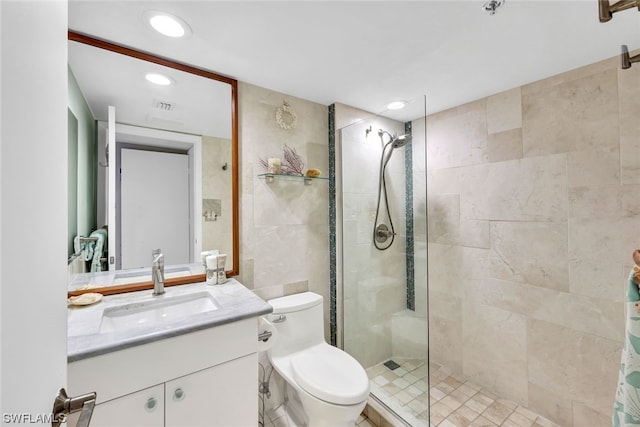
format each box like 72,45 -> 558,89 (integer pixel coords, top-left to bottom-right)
152,249 -> 165,296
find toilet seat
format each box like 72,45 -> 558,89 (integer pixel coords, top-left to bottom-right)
290,344 -> 370,405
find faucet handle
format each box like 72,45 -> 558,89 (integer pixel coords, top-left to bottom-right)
152,249 -> 164,264
152,249 -> 165,296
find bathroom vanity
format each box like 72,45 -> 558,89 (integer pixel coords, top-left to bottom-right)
67,279 -> 272,427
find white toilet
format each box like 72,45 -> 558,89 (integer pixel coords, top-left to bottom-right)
266,292 -> 370,427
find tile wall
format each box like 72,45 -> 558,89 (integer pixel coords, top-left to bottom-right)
236,82 -> 332,339
201,135 -> 234,265
238,54 -> 639,426
425,55 -> 640,426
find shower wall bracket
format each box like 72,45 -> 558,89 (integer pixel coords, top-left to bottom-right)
482,0 -> 505,15
621,45 -> 640,69
258,173 -> 328,185
599,0 -> 640,22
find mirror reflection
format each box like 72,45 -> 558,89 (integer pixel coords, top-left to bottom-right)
67,33 -> 238,291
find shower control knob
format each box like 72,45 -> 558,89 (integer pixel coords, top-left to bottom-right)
375,224 -> 395,243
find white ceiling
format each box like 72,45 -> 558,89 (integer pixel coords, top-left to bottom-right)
69,40 -> 232,137
69,1 -> 640,122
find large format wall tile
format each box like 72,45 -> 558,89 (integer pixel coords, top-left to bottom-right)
427,99 -> 488,169
567,149 -> 620,189
528,319 -> 621,416
414,241 -> 429,316
522,68 -> 619,157
573,402 -> 612,427
428,167 -> 464,193
460,155 -> 567,222
307,221 -> 331,340
487,87 -> 522,134
391,311 -> 428,359
527,382 -> 573,427
254,179 -> 329,227
428,243 -> 489,297
462,302 -> 528,404
569,185 -> 630,222
487,128 -> 523,163
412,173 -> 428,239
618,65 -> 640,185
489,221 -> 569,291
240,193 -> 254,261
238,81 -> 329,328
425,55 -> 640,427
253,225 -> 309,289
569,216 -> 639,301
464,278 -> 527,315
427,194 -> 460,245
429,290 -> 463,372
526,285 -> 624,342
459,218 -> 490,249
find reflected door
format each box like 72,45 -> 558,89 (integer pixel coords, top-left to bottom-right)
120,148 -> 190,269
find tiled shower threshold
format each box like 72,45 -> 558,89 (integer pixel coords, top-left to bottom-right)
366,358 -> 563,427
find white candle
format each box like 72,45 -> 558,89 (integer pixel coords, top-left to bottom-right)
267,158 -> 281,174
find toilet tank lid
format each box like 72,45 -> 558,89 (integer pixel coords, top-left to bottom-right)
268,292 -> 322,314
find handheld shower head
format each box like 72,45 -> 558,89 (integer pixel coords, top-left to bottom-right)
391,134 -> 412,149
378,129 -> 412,149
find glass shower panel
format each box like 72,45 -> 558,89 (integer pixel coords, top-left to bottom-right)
337,97 -> 428,426
341,118 -> 408,367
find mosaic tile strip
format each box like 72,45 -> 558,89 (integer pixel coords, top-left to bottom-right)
328,104 -> 337,346
405,121 -> 415,311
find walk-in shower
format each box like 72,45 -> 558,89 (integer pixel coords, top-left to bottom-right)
335,102 -> 430,426
373,129 -> 412,251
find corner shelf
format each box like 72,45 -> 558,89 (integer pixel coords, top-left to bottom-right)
257,173 -> 329,186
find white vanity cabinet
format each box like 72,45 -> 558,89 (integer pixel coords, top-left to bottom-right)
165,353 -> 257,427
89,384 -> 164,427
68,317 -> 258,427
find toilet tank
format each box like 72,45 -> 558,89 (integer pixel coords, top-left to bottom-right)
267,292 -> 325,358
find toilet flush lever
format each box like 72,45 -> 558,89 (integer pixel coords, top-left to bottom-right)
258,330 -> 273,342
271,314 -> 287,323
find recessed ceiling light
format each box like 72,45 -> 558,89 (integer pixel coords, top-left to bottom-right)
145,11 -> 191,38
145,73 -> 172,86
386,101 -> 407,110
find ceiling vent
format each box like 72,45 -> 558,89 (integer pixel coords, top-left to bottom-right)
152,99 -> 174,111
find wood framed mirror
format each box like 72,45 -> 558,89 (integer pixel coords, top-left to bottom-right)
67,31 -> 238,297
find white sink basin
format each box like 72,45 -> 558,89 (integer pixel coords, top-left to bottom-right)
99,291 -> 219,333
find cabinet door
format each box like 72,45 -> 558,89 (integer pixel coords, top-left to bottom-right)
165,353 -> 257,427
89,384 -> 164,427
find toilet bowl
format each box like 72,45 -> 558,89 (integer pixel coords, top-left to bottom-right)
266,292 -> 370,427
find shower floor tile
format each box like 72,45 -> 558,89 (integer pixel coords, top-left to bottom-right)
366,359 -> 562,427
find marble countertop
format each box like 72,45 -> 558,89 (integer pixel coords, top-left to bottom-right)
68,279 -> 272,362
